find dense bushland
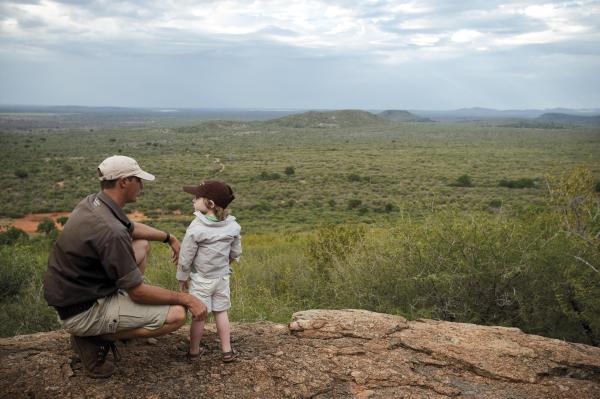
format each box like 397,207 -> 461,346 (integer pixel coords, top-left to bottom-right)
1,120 -> 598,231
3,168 -> 596,345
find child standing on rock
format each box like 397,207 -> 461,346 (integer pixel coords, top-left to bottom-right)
177,180 -> 241,362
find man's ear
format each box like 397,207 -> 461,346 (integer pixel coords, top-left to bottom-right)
117,177 -> 128,188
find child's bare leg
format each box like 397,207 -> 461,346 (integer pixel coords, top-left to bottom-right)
214,310 -> 231,353
189,319 -> 205,355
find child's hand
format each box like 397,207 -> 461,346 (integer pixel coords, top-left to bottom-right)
178,280 -> 189,292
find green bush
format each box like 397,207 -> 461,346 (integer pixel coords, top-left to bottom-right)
14,169 -> 28,178
489,199 -> 503,209
383,202 -> 398,213
56,216 -> 69,226
284,166 -> 295,176
0,227 -> 28,245
498,178 -> 536,189
306,223 -> 366,280
348,173 -> 362,182
259,171 -> 280,180
452,174 -> 473,187
347,199 -> 362,209
0,252 -> 32,300
0,302 -> 60,337
36,218 -> 57,235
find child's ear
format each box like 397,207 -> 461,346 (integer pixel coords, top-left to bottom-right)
208,200 -> 215,209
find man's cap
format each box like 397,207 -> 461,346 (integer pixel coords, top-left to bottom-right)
98,155 -> 155,181
183,180 -> 235,208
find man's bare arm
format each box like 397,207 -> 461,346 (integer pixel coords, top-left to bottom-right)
132,222 -> 180,263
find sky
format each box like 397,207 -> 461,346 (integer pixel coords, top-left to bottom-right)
1,0 -> 599,110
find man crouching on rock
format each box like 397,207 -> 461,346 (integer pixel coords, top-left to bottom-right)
43,155 -> 207,378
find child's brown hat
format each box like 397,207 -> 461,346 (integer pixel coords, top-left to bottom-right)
183,180 -> 235,208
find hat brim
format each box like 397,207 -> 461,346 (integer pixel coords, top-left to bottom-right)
134,171 -> 155,181
183,185 -> 203,197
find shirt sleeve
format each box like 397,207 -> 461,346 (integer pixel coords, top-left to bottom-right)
229,226 -> 242,262
100,233 -> 143,289
177,229 -> 199,281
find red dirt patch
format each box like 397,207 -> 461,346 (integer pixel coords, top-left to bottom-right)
11,212 -> 70,233
7,211 -> 148,233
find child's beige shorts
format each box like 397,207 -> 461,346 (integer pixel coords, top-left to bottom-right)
189,274 -> 231,313
61,290 -> 170,337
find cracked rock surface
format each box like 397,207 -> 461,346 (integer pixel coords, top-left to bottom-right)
2,309 -> 599,398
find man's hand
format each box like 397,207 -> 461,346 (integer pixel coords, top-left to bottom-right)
186,295 -> 207,321
168,235 -> 181,264
127,283 -> 206,320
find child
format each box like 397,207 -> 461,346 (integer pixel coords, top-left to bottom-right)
177,180 -> 241,362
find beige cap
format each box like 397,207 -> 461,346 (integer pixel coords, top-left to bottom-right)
98,155 -> 155,181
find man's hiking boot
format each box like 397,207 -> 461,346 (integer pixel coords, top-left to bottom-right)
70,335 -> 120,378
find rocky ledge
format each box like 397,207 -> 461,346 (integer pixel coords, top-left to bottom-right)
1,309 -> 599,398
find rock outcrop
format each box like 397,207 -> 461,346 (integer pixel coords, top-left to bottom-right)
1,309 -> 599,398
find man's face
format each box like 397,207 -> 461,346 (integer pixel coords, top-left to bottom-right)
124,176 -> 143,203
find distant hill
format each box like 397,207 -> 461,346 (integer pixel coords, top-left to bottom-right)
378,110 -> 433,122
412,108 -> 600,121
268,110 -> 387,128
534,113 -> 600,127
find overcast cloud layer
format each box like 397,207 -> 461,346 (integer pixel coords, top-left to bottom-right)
1,0 -> 599,109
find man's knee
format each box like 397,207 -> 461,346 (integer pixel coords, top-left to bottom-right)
166,305 -> 186,326
132,239 -> 150,264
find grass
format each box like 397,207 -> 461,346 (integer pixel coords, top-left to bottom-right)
0,111 -> 599,343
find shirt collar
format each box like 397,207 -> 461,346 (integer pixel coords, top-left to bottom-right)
96,191 -> 132,229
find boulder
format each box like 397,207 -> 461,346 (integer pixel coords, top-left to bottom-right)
1,309 -> 599,398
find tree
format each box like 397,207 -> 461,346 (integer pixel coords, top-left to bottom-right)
37,218 -> 57,235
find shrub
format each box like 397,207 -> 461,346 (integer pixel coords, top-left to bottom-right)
284,166 -> 295,176
14,170 -> 28,178
0,246 -> 33,299
0,302 -> 60,337
383,202 -> 398,213
347,199 -> 362,210
56,216 -> 69,226
498,178 -> 536,189
0,227 -> 28,245
451,174 -> 472,187
489,199 -> 503,209
348,173 -> 362,182
259,171 -> 280,180
36,218 -> 57,235
595,180 -> 600,193
306,223 -> 367,279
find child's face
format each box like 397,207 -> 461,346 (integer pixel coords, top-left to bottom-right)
193,196 -> 212,213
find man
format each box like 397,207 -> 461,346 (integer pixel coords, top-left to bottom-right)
43,155 -> 207,378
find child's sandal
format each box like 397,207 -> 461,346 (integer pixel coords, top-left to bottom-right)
222,349 -> 238,363
185,347 -> 206,361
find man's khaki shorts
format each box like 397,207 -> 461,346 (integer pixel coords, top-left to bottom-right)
61,290 -> 170,337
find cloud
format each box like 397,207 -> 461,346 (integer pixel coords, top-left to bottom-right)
2,1 -> 599,59
0,0 -> 599,108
